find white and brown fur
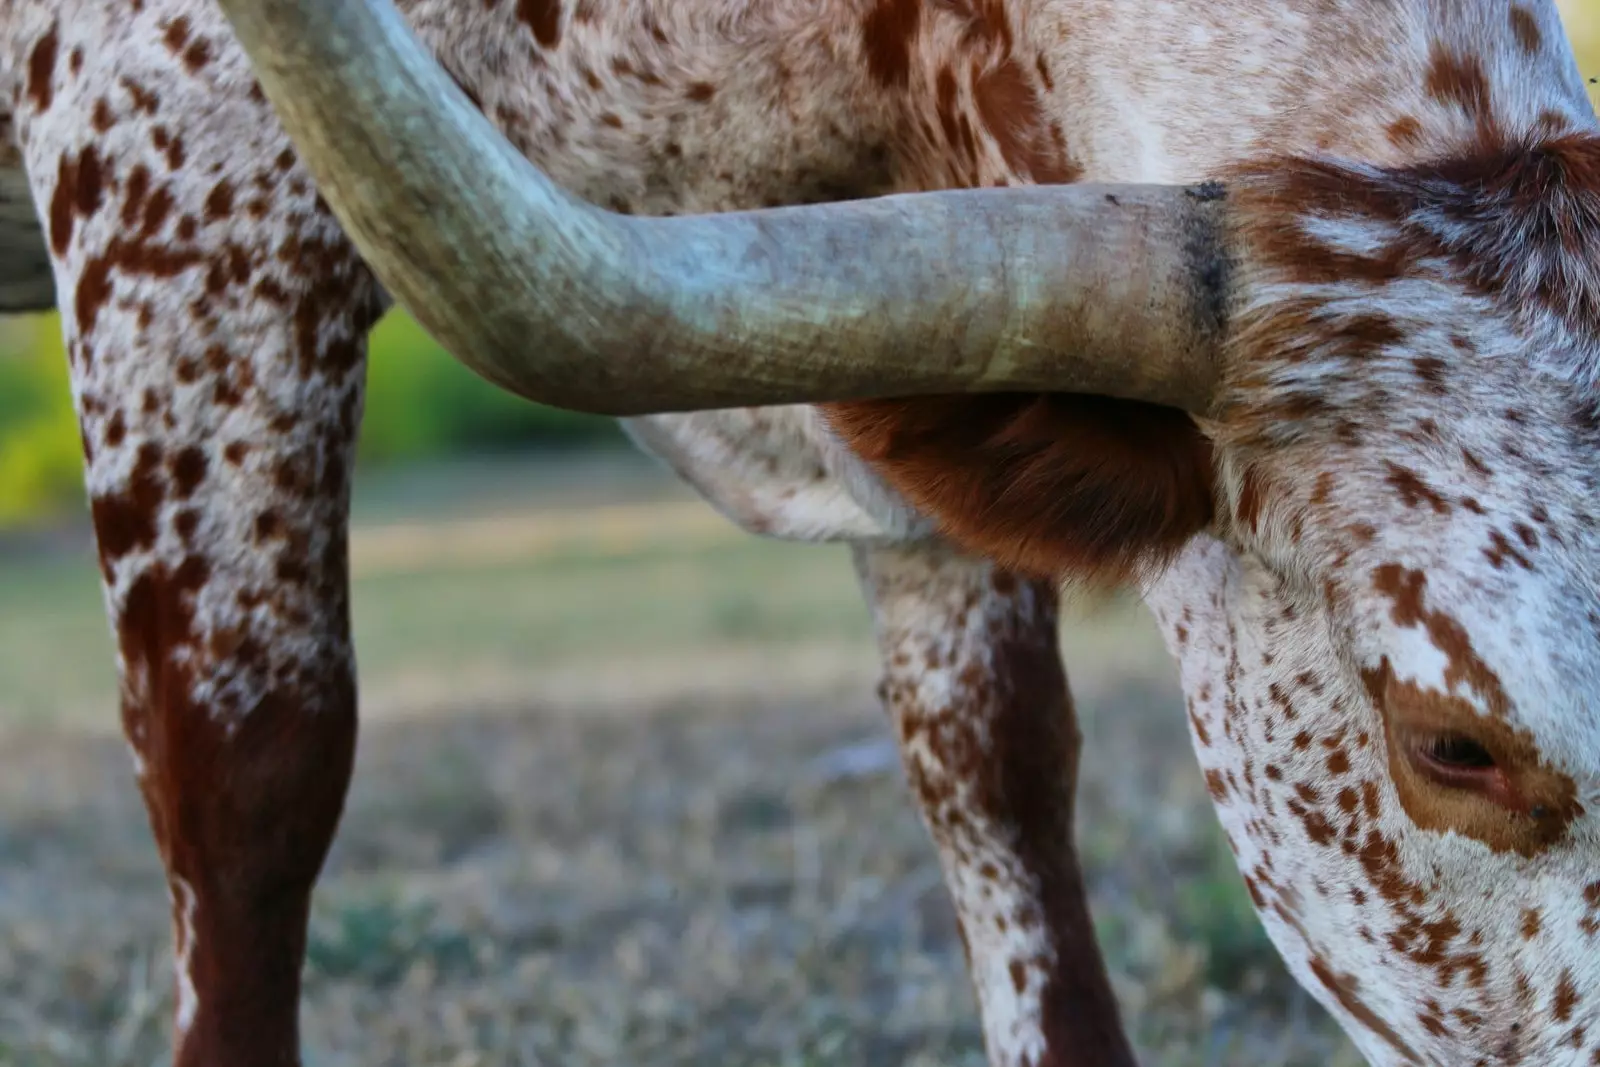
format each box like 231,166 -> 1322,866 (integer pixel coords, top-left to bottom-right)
2,1 -> 1599,1064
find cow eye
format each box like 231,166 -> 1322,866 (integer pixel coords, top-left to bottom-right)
1425,735 -> 1496,769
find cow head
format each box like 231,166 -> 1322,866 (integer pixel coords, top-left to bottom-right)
1155,138 -> 1600,1065
825,133 -> 1600,1064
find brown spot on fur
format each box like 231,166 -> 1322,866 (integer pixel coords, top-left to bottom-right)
1387,116 -> 1424,148
1309,957 -> 1422,1063
1554,968 -> 1580,1022
151,126 -> 186,170
1371,565 -> 1511,717
1235,464 -> 1269,533
861,0 -> 921,88
1290,799 -> 1337,845
1189,707 -> 1211,746
161,16 -> 191,53
1535,109 -> 1570,138
517,0 -> 562,47
122,77 -> 159,115
204,180 -> 234,222
26,25 -> 59,112
91,97 -> 116,132
1009,957 -> 1027,994
169,447 -> 208,499
1509,6 -> 1542,55
973,57 -> 1083,184
90,442 -> 166,572
1484,529 -> 1532,571
1411,356 -> 1447,394
1425,45 -> 1493,121
76,223 -> 205,337
182,37 -> 212,73
1385,462 -> 1451,514
50,145 -> 108,258
823,395 -> 1213,583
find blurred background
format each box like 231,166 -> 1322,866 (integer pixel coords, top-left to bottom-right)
1,8 -> 1597,1066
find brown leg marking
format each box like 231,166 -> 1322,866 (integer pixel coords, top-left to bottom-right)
23,19 -> 381,1060
855,545 -> 1137,1067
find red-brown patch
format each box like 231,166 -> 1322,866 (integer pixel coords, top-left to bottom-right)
1509,6 -> 1542,55
1371,564 -> 1509,716
516,0 -> 562,47
861,0 -> 921,88
1385,462 -> 1451,514
117,553 -> 357,1066
1534,109 -> 1570,139
91,97 -> 116,132
1483,529 -> 1532,571
1424,44 -> 1493,122
204,179 -> 234,222
26,25 -> 59,113
151,125 -> 186,170
823,395 -> 1214,584
49,145 -> 106,257
90,441 -> 166,574
1553,968 -> 1580,1022
169,446 -> 208,499
182,37 -> 212,73
972,57 -> 1083,185
161,15 -> 191,53
1387,116 -> 1424,148
1235,464 -> 1268,533
1309,957 -> 1423,1063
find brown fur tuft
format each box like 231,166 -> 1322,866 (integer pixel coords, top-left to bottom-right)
822,395 -> 1215,584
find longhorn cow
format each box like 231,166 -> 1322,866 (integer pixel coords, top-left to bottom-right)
4,0 -> 1600,1064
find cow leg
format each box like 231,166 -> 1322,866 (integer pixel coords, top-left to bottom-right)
21,22 -> 380,1064
853,545 -> 1137,1067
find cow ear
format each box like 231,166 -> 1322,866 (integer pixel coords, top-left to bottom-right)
821,394 -> 1216,584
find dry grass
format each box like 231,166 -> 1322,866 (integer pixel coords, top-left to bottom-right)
0,454 -> 1360,1067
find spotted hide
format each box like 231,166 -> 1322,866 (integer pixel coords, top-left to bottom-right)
3,1 -> 1600,1065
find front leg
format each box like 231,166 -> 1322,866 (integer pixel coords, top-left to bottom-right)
854,545 -> 1136,1067
20,9 -> 379,1061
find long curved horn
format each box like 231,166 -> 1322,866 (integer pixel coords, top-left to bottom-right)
214,0 -> 1233,416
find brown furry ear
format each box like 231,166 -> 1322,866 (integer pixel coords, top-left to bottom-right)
821,394 -> 1215,584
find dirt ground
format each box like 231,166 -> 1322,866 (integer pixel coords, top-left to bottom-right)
0,454 -> 1362,1067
